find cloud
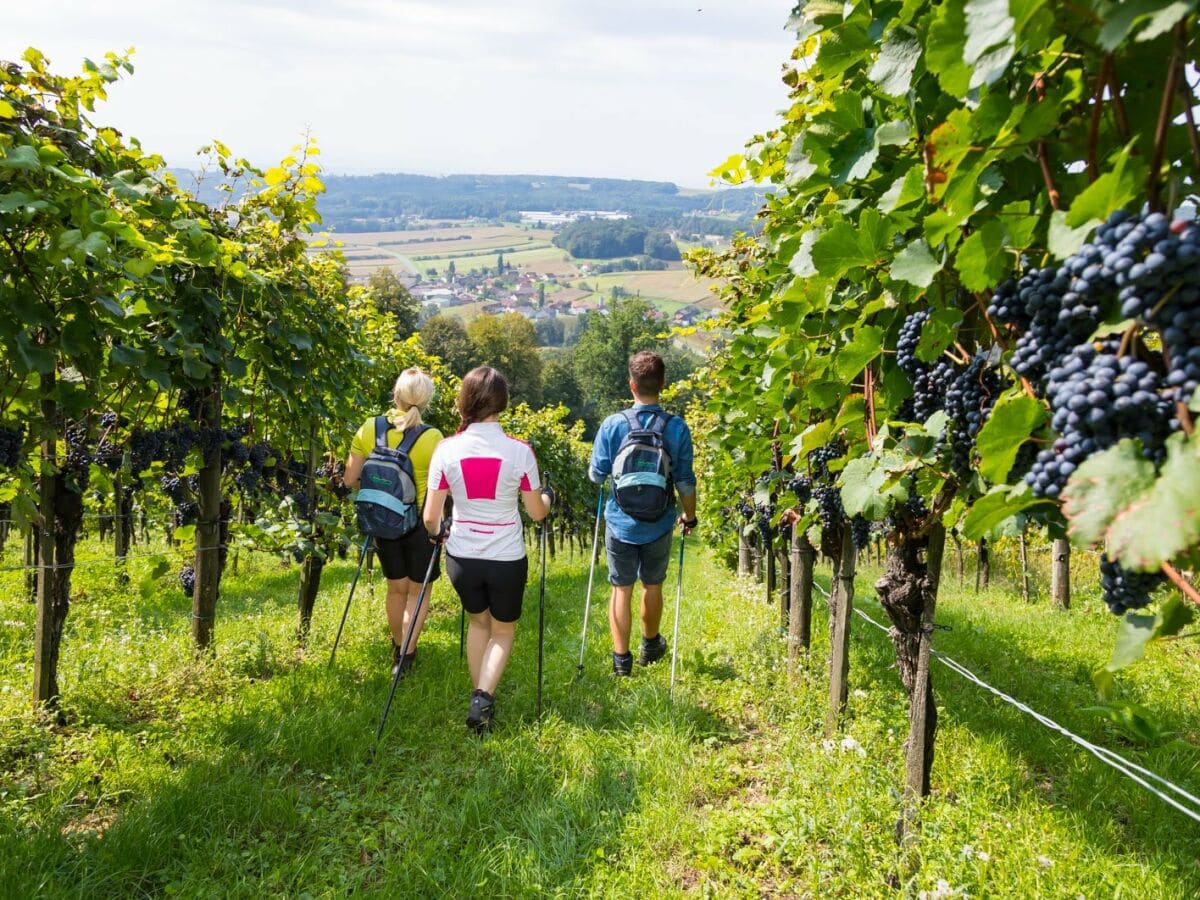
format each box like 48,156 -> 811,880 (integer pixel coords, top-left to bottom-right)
2,0 -> 794,184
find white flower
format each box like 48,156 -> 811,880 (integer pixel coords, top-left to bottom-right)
1038,856 -> 1053,869
977,851 -> 989,862
918,879 -> 963,900
840,735 -> 866,757
961,845 -> 974,859
853,688 -> 868,699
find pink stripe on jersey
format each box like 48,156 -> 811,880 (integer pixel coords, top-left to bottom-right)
437,473 -> 449,490
519,473 -> 532,491
460,457 -> 502,500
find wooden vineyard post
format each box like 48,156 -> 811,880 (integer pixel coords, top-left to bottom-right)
953,532 -> 964,585
1019,528 -> 1031,603
777,541 -> 790,632
788,529 -> 815,675
24,528 -> 37,601
737,530 -> 751,577
192,381 -> 223,651
766,536 -> 776,603
825,527 -> 856,736
32,381 -> 57,707
1051,538 -> 1071,609
975,537 -> 990,591
113,468 -> 131,586
296,442 -> 323,642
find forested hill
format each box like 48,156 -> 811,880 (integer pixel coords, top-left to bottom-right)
312,172 -> 764,232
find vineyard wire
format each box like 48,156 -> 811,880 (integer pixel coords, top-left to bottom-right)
809,581 -> 1200,824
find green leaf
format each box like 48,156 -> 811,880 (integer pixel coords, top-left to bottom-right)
1104,434 -> 1200,570
879,165 -> 925,214
0,145 -> 43,171
962,485 -> 1044,540
1061,439 -> 1157,551
0,99 -> 16,119
868,27 -> 922,97
875,120 -> 912,147
1048,209 -> 1095,260
955,220 -> 1010,291
790,421 -> 833,461
840,456 -> 890,520
812,223 -> 873,278
1106,597 -> 1194,672
916,308 -> 963,363
1065,151 -> 1141,228
975,392 -> 1045,483
926,0 -> 971,97
890,242 -> 941,288
816,23 -> 873,78
835,326 -> 884,381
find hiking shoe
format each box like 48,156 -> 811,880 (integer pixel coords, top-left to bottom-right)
466,689 -> 495,734
391,644 -> 417,678
637,634 -> 667,667
612,651 -> 633,677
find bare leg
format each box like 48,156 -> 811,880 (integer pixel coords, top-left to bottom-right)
466,610 -> 490,686
399,581 -> 433,653
609,584 -> 635,655
640,583 -> 664,640
478,616 -> 516,694
385,577 -> 414,645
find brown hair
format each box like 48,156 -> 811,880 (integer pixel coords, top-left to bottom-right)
628,351 -> 666,396
457,366 -> 509,428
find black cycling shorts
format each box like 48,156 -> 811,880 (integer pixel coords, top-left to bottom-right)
445,553 -> 528,623
375,528 -> 441,583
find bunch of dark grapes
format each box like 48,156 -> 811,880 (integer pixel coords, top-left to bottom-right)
129,429 -> 164,474
225,437 -> 250,467
850,515 -> 871,550
897,309 -> 931,380
1099,554 -> 1166,614
94,438 -> 123,472
808,440 -> 846,481
0,426 -> 25,468
235,470 -> 262,493
755,503 -> 775,543
289,492 -> 314,519
179,565 -> 196,598
160,474 -> 189,504
896,311 -> 955,421
172,501 -> 199,527
789,474 -> 812,504
195,427 -> 225,459
735,499 -> 754,522
63,425 -> 93,490
1025,342 -> 1172,499
161,423 -> 198,470
944,355 -> 1004,477
887,487 -> 927,532
813,484 -> 843,532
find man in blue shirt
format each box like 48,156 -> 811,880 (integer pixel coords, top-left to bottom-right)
589,351 -> 697,676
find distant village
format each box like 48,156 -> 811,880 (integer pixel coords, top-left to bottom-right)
392,250 -> 707,331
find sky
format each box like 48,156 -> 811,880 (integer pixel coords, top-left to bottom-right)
3,0 -> 797,187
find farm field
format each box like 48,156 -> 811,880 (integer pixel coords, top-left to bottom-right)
571,269 -> 722,309
1,539 -> 1198,896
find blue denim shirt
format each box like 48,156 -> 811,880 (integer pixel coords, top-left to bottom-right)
589,402 -> 696,544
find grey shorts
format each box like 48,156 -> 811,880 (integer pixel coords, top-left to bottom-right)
605,529 -> 673,587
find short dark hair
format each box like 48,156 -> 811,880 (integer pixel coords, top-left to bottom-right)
458,366 -> 509,428
628,351 -> 665,396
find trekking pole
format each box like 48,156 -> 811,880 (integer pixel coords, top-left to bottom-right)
372,540 -> 441,750
329,535 -> 372,668
576,485 -> 605,679
459,607 -> 465,659
669,532 -> 686,702
537,473 -> 551,723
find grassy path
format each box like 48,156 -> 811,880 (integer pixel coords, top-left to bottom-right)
2,537 -> 1199,897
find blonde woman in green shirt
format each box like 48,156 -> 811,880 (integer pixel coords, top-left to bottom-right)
344,368 -> 443,676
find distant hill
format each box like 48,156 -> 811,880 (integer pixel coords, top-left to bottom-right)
169,169 -> 764,236
316,173 -> 763,233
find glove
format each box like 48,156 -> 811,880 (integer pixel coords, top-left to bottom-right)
679,515 -> 698,535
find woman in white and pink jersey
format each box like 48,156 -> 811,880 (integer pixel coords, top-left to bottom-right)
423,367 -> 553,733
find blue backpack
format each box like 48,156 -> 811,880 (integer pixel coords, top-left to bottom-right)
355,417 -> 429,540
611,409 -> 674,522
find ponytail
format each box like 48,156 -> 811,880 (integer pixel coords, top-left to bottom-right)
391,368 -> 434,431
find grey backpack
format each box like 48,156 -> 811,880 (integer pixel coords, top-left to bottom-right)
354,417 -> 428,540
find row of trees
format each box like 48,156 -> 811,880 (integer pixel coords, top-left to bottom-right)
418,299 -> 701,435
0,50 -> 597,711
552,218 -> 682,261
690,0 -> 1200,840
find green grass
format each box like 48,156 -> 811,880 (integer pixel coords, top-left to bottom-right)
1,534 -> 1199,897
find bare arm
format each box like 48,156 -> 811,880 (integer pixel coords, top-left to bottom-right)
521,488 -> 552,522
343,452 -> 365,490
423,488 -> 449,537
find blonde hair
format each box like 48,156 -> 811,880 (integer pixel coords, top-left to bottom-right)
391,368 -> 435,431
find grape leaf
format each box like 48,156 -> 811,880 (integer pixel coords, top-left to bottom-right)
955,220 -> 1009,291
974,392 -> 1045,483
1106,596 -> 1195,671
840,456 -> 891,519
1064,151 -> 1141,228
868,28 -> 922,97
1105,434 -> 1200,570
890,241 -> 941,288
835,326 -> 885,380
1048,209 -> 1094,260
962,485 -> 1043,539
1061,439 -> 1157,551
926,0 -> 971,97
916,308 -> 963,363
964,0 -> 1014,65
